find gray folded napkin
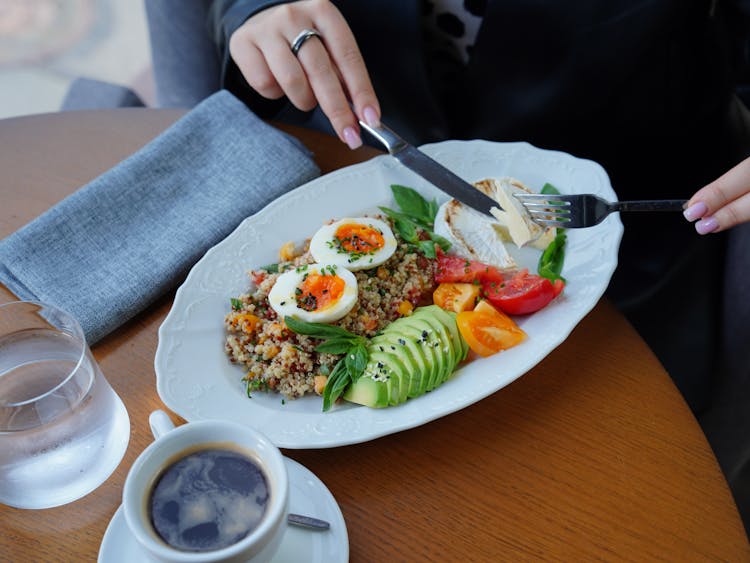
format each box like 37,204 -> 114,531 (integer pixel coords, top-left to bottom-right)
0,90 -> 320,343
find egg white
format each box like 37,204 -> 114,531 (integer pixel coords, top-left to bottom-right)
267,263 -> 358,323
309,217 -> 397,271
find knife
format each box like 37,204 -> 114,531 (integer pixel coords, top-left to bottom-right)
358,120 -> 502,215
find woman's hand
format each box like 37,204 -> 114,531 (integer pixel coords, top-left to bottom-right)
684,155 -> 750,234
229,0 -> 380,149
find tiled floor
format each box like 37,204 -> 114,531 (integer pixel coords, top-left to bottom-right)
0,0 -> 152,119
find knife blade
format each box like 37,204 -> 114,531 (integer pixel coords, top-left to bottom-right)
358,120 -> 501,215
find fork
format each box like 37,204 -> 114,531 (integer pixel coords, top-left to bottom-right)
512,193 -> 687,228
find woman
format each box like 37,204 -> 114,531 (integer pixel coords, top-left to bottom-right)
206,0 -> 750,528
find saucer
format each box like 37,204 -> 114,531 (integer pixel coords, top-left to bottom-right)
98,457 -> 348,562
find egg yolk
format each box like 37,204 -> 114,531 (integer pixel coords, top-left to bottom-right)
334,223 -> 384,255
295,273 -> 346,312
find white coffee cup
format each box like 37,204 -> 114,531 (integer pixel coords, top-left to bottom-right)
122,410 -> 289,563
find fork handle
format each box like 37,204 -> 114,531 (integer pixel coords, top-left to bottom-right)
614,199 -> 687,212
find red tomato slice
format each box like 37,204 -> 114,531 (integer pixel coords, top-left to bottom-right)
435,253 -> 506,284
481,270 -> 564,315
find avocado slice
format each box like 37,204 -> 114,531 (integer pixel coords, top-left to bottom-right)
342,373 -> 389,408
412,309 -> 457,385
395,317 -> 446,392
367,348 -> 409,405
417,305 -> 468,365
381,317 -> 438,394
370,334 -> 423,399
363,349 -> 400,406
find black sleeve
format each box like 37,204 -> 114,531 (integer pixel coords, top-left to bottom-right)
206,0 -> 296,117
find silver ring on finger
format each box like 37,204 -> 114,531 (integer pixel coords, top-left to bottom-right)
290,28 -> 323,57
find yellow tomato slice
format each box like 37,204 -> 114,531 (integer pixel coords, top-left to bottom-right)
433,282 -> 480,313
456,303 -> 527,357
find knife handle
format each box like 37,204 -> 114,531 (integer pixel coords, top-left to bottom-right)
358,120 -> 407,155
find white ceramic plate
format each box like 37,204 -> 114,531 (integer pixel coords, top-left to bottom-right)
155,140 -> 622,449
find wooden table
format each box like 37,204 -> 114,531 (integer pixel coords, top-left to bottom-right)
1,109 -> 748,562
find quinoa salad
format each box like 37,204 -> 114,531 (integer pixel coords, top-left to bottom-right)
224,216 -> 436,400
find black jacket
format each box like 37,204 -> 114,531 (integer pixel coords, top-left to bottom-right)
209,0 -> 750,187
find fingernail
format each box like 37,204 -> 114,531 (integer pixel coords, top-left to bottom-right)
363,106 -> 380,127
683,201 -> 708,222
695,216 -> 719,235
343,127 -> 362,150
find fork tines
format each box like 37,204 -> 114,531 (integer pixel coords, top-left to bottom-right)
512,193 -> 571,227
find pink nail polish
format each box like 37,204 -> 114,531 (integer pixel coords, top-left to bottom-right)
695,216 -> 719,235
343,127 -> 362,150
363,106 -> 380,127
683,201 -> 708,222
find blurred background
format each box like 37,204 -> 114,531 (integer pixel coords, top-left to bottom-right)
0,0 -> 151,119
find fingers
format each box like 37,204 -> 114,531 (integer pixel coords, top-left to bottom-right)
294,34 -> 363,147
692,193 -> 750,234
684,156 -> 750,234
263,33 -> 317,111
313,5 -> 380,127
229,37 -> 284,100
228,0 -> 381,149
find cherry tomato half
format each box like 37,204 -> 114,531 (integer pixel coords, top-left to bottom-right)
481,270 -> 564,315
435,253 -> 506,284
456,301 -> 527,357
433,282 -> 481,313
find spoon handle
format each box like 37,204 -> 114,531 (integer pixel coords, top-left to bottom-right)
287,513 -> 331,531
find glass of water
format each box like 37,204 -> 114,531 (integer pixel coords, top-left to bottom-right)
0,300 -> 130,509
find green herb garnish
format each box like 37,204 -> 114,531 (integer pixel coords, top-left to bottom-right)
260,263 -> 280,273
391,184 -> 439,226
538,231 -> 567,282
245,377 -> 269,398
537,183 -> 567,282
379,185 -> 450,258
284,316 -> 369,411
230,297 -> 243,311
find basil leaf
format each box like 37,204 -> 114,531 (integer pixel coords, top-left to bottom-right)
379,206 -> 429,234
284,316 -> 360,340
315,338 -> 359,355
538,231 -> 567,282
416,240 -> 438,258
322,359 -> 351,412
541,182 -> 561,195
396,219 -> 421,244
391,185 -> 437,226
345,343 -> 369,382
429,232 -> 452,253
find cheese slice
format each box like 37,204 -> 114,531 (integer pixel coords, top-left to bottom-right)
475,177 -> 556,249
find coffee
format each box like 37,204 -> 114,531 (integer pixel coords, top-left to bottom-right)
149,447 -> 269,552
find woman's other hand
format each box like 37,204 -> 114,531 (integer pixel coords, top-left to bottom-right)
229,0 -> 380,149
684,155 -> 750,233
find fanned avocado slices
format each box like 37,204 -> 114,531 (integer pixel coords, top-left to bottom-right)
343,306 -> 468,408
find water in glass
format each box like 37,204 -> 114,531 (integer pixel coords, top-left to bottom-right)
0,302 -> 129,509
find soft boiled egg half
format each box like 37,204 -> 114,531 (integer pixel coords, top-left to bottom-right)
268,263 -> 358,323
309,217 -> 397,271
